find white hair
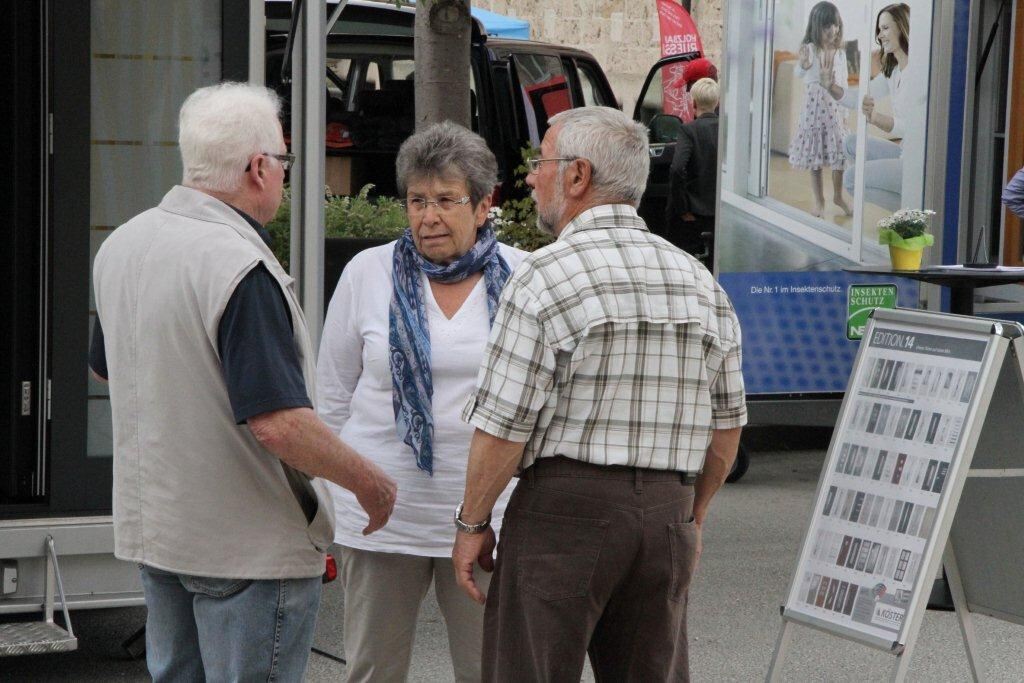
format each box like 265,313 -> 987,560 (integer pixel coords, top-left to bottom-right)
178,82 -> 283,194
547,106 -> 650,206
690,78 -> 720,111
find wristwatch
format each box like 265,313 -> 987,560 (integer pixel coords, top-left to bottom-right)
454,501 -> 491,534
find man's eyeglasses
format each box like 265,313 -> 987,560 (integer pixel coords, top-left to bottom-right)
526,156 -> 579,173
403,196 -> 472,213
245,152 -> 296,172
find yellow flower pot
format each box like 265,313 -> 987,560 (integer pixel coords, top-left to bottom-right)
889,245 -> 923,270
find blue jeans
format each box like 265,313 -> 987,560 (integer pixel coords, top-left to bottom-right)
843,133 -> 902,211
139,565 -> 322,683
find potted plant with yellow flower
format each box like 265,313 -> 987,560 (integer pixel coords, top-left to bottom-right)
877,209 -> 936,270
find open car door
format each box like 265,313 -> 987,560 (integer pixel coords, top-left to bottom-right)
632,52 -> 699,245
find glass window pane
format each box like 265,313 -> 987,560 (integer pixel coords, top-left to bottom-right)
88,0 -> 222,458
514,54 -> 570,146
577,65 -> 599,107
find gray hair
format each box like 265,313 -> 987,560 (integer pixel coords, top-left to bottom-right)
395,121 -> 498,204
178,82 -> 283,194
690,78 -> 720,111
547,107 -> 650,206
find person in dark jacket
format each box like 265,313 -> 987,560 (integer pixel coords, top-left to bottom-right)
666,77 -> 720,262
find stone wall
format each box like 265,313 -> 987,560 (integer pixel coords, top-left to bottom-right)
474,0 -> 723,112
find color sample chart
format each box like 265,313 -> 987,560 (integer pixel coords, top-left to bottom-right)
784,323 -> 989,645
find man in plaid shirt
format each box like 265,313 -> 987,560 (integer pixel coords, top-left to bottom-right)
452,106 -> 746,681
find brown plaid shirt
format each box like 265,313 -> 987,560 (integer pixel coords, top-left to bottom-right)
463,204 -> 746,473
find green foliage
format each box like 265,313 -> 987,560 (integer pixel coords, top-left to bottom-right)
324,184 -> 407,239
266,184 -> 408,270
490,146 -> 554,253
265,147 -> 556,271
265,186 -> 292,269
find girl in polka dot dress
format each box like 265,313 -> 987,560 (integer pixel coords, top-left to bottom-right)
788,1 -> 852,218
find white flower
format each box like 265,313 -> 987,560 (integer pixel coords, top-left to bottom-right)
878,208 -> 935,231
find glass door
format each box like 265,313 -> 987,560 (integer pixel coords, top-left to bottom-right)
0,3 -> 48,507
632,54 -> 699,245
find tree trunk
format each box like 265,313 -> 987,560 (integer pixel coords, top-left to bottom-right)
414,0 -> 472,129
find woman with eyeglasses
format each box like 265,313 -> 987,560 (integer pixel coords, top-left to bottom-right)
316,121 -> 525,682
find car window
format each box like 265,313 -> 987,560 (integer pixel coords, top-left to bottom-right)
327,57 -> 350,100
513,53 -> 571,146
637,67 -> 667,127
576,61 -> 610,107
636,60 -> 693,129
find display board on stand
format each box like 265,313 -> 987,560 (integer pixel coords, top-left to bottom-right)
767,308 -> 1024,681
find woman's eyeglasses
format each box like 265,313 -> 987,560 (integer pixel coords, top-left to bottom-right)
403,196 -> 472,213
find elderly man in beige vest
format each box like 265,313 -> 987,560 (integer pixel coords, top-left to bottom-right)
90,82 -> 396,682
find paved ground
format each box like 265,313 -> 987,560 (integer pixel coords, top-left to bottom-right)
4,440 -> 1024,681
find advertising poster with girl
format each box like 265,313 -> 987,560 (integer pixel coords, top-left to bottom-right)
766,1 -> 929,232
715,1 -> 935,395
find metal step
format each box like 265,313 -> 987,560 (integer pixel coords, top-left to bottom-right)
0,621 -> 77,656
0,536 -> 77,657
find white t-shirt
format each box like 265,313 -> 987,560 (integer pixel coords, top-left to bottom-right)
316,241 -> 526,556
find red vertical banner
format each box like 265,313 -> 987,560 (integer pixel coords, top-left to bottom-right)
656,0 -> 703,122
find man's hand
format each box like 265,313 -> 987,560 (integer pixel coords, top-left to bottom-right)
682,212 -> 696,222
249,407 -> 397,533
453,527 -> 496,604
353,459 -> 397,535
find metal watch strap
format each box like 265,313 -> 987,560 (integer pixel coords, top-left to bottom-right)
454,501 -> 491,534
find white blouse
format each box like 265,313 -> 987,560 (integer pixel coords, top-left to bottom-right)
316,241 -> 526,556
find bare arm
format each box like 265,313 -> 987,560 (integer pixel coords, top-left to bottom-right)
249,407 -> 396,535
693,426 -> 743,526
453,428 -> 526,604
460,429 -> 525,524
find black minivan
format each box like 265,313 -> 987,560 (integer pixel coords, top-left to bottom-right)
266,0 -> 621,204
266,1 -> 699,225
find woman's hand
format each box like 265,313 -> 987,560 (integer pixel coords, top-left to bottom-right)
798,43 -> 813,70
861,95 -> 876,125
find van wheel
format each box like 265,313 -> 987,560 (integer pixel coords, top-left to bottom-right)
726,443 -> 750,483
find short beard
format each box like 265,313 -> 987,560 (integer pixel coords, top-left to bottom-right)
532,188 -> 564,237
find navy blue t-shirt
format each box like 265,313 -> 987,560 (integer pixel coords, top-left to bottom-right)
89,207 -> 312,424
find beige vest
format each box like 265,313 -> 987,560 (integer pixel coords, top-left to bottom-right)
93,186 -> 335,579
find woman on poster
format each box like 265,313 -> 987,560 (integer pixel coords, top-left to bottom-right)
843,3 -> 923,211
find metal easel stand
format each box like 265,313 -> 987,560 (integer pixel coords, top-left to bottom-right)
889,544 -> 982,682
765,616 -> 793,682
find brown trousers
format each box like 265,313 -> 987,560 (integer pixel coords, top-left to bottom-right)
482,456 -> 698,682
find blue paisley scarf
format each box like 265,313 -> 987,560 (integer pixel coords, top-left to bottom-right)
389,223 -> 511,475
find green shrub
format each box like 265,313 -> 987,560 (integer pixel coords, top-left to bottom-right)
266,184 -> 407,269
265,148 -> 554,270
490,146 -> 553,252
